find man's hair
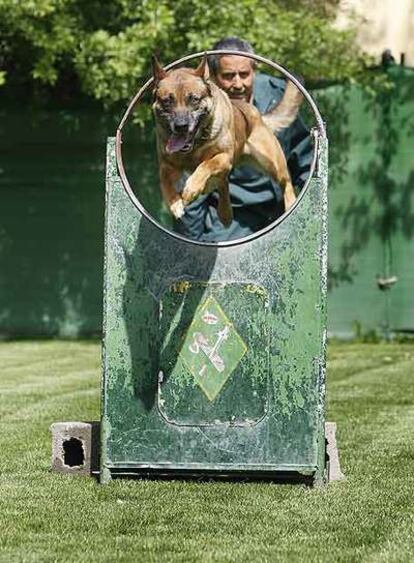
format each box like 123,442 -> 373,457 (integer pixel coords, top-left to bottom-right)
208,37 -> 256,74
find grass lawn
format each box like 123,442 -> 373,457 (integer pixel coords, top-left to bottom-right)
1,340 -> 414,562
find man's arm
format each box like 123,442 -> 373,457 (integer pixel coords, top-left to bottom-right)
254,73 -> 313,191
280,113 -> 313,190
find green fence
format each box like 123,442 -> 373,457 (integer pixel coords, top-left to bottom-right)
0,66 -> 413,338
317,66 -> 414,337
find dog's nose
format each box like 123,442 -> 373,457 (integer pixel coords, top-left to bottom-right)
173,121 -> 189,134
173,114 -> 190,134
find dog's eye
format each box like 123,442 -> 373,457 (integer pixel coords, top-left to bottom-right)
159,95 -> 175,108
187,93 -> 201,105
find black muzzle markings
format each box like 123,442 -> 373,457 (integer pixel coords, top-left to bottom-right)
164,108 -> 208,154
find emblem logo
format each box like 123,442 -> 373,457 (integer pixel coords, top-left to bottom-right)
179,296 -> 247,400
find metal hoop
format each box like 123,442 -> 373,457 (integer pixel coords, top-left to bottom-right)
115,50 -> 324,247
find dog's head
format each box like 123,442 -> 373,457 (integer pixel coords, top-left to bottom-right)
152,55 -> 214,154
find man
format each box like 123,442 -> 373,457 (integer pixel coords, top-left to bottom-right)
175,37 -> 313,242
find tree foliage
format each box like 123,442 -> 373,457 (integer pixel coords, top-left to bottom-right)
0,0 -> 372,107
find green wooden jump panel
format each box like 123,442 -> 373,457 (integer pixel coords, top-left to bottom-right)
101,134 -> 328,484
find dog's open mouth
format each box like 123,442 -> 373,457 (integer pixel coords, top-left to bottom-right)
166,134 -> 194,154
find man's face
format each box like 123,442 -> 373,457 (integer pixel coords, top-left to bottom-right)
214,55 -> 255,102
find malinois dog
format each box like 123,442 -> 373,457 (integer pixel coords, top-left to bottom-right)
152,54 -> 303,227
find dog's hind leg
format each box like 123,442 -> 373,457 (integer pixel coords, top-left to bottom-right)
217,178 -> 233,227
246,126 -> 296,211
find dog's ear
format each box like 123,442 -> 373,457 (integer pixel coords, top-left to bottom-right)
194,53 -> 209,81
152,54 -> 167,85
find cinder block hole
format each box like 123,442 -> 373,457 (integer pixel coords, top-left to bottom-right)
62,438 -> 85,467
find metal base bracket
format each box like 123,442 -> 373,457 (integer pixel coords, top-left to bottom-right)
50,420 -> 345,483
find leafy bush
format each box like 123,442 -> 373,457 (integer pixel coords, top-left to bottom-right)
0,0 -> 372,107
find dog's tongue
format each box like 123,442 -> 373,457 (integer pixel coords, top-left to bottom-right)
166,135 -> 189,154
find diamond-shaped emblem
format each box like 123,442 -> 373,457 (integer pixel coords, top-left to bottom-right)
179,296 -> 247,401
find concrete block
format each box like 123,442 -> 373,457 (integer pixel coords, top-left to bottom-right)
325,421 -> 346,482
50,421 -> 99,476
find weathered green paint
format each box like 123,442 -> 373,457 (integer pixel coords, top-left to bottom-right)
101,132 -> 328,482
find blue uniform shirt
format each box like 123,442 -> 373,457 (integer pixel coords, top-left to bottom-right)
174,73 -> 313,242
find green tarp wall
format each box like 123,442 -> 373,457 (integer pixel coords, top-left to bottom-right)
1,67 -> 413,338
318,66 -> 414,337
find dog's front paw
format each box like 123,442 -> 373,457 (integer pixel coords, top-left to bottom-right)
182,178 -> 201,205
170,198 -> 185,219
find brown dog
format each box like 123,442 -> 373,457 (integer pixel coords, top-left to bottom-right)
152,55 -> 303,226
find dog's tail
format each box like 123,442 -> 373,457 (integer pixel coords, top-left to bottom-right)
262,80 -> 303,133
